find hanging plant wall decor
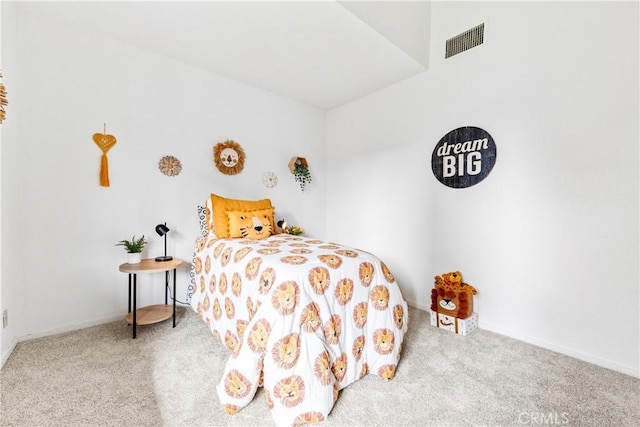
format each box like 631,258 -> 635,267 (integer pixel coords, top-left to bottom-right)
213,139 -> 245,175
92,123 -> 117,187
159,155 -> 182,177
0,71 -> 8,124
288,156 -> 311,192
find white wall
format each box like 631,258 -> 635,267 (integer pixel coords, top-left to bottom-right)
326,2 -> 639,377
3,1 -> 638,380
1,1 -> 22,365
1,7 -> 326,361
0,0 -> 3,359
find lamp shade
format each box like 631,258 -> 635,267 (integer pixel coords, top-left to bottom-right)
155,223 -> 170,236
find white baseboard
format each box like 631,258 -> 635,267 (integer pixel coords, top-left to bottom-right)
406,299 -> 639,379
409,299 -> 431,313
16,314 -> 125,343
1,337 -> 18,369
478,320 -> 639,379
0,314 -> 126,368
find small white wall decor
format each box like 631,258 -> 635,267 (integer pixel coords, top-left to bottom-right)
262,171 -> 278,188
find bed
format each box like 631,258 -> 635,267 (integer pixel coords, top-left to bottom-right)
189,194 -> 409,426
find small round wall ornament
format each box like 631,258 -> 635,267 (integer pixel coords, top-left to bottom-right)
158,155 -> 182,177
262,171 -> 278,188
213,139 -> 245,175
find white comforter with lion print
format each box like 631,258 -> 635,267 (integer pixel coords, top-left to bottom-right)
190,234 -> 408,426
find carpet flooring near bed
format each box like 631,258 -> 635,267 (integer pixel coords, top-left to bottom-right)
1,306 -> 638,427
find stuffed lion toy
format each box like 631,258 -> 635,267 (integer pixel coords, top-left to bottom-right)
430,271 -> 477,319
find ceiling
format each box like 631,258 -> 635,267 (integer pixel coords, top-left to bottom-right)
17,1 -> 431,110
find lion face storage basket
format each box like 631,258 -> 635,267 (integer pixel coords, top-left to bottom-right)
430,271 -> 478,335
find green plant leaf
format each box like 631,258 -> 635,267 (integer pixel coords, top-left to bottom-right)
115,235 -> 147,253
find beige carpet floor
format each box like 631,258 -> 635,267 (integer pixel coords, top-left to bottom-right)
1,306 -> 638,426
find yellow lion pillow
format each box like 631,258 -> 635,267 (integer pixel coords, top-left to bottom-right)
227,208 -> 274,240
209,193 -> 274,238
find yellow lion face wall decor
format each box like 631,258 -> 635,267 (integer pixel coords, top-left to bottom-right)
213,140 -> 246,175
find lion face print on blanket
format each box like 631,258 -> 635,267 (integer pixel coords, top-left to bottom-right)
190,234 -> 408,426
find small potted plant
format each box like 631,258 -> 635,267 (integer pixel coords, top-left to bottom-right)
116,235 -> 147,264
286,225 -> 305,236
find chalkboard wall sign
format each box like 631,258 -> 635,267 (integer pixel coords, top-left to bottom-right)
431,126 -> 497,188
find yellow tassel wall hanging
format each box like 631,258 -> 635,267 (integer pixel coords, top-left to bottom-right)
93,123 -> 117,187
0,71 -> 8,124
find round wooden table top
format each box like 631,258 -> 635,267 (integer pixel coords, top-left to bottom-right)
124,304 -> 174,325
119,258 -> 183,273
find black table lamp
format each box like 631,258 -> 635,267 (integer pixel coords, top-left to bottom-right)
154,223 -> 173,262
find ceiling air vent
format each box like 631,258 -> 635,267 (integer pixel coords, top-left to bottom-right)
445,23 -> 484,59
